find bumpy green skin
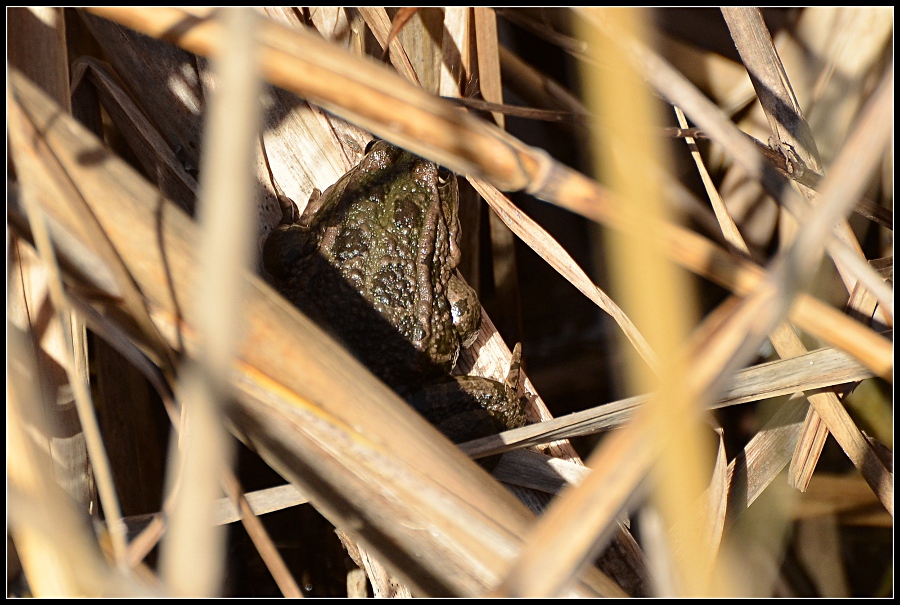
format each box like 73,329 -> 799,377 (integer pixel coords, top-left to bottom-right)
264,141 -> 526,442
406,376 -> 525,442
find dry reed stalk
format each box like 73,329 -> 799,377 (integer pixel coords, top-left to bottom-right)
157,8 -> 264,596
7,7 -> 891,598
7,8 -> 131,592
462,343 -> 875,460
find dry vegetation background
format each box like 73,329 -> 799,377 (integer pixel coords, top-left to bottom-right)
7,7 -> 893,597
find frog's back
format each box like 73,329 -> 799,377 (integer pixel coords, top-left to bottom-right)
276,145 -> 462,387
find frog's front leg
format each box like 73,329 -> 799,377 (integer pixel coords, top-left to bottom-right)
405,345 -> 526,467
262,220 -> 318,282
446,272 -> 481,348
263,187 -> 329,281
407,376 -> 522,437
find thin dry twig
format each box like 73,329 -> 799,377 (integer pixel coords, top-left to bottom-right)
221,474 -> 303,597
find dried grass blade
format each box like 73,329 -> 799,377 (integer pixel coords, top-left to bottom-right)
578,9 -> 891,327
792,65 -> 894,247
772,67 -> 895,511
447,97 -> 575,122
17,226 -> 131,568
70,57 -> 198,213
720,396 -> 808,517
641,420 -> 730,595
66,292 -> 176,417
300,7 -> 352,45
254,7 -> 370,207
470,177 -> 658,369
465,11 -> 531,379
499,48 -> 734,240
159,9 -> 265,596
9,79 -> 179,382
8,283 -> 113,595
6,17 -> 103,565
495,283 -> 868,596
10,18 -> 174,568
492,450 -> 592,494
461,342 -> 875,459
10,212 -> 177,568
212,483 -> 308,524
824,242 -> 894,319
722,8 -> 891,322
672,106 -> 745,254
85,7 -> 542,191
495,8 -> 587,55
7,8 -> 71,109
494,415 -> 652,597
77,10 -> 206,173
121,483 -> 310,541
499,45 -> 590,126
383,7 -> 419,54
7,419 -> 153,595
788,324 -> 890,491
701,422 -> 730,581
10,78 -> 133,568
673,101 -> 871,497
530,158 -> 891,380
473,7 -> 505,127
697,64 -> 895,513
357,7 -> 420,85
721,8 -> 823,173
500,184 -> 884,595
501,9 -> 707,596
440,7 -> 471,96
337,531 -> 413,598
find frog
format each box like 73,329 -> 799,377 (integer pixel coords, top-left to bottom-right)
263,140 -> 526,448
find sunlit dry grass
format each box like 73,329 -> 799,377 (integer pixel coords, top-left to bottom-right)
7,7 -> 892,597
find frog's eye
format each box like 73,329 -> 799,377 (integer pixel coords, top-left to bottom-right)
437,166 -> 453,185
364,138 -> 381,154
